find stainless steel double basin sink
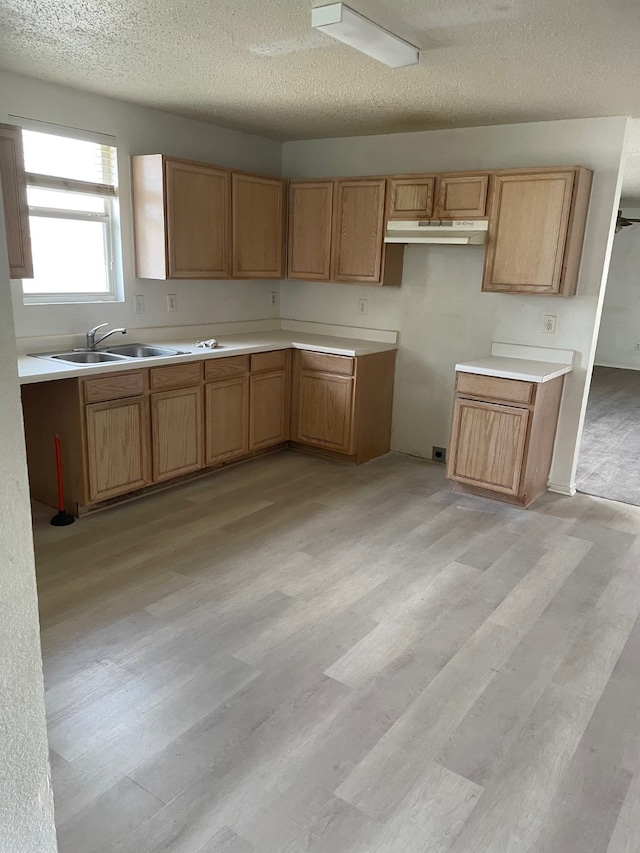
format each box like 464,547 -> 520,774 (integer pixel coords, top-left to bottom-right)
30,344 -> 189,365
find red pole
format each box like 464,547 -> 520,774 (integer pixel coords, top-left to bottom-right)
54,434 -> 64,511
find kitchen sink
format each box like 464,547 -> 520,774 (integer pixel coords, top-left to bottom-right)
48,351 -> 130,364
102,343 -> 187,358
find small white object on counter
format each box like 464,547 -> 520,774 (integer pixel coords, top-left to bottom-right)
456,342 -> 574,384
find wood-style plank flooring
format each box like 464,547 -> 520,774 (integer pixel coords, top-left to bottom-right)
578,365 -> 640,506
34,450 -> 640,852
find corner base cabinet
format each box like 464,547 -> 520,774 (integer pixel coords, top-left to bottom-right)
446,371 -> 564,507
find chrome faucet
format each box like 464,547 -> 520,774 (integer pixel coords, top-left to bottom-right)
84,323 -> 127,350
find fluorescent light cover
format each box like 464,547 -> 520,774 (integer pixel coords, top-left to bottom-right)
311,3 -> 419,68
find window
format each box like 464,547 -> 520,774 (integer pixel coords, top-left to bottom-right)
16,121 -> 122,303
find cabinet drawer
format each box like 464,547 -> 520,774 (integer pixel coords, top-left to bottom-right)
299,351 -> 354,376
150,361 -> 202,391
204,355 -> 249,382
83,370 -> 147,403
456,372 -> 534,405
251,350 -> 286,374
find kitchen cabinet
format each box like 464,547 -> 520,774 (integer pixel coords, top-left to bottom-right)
131,155 -> 230,279
149,362 -> 203,481
86,396 -> 151,502
446,371 -> 564,507
290,349 -> 396,463
232,172 -> 285,279
287,177 -> 403,285
387,176 -> 435,219
0,122 -> 33,279
151,386 -> 203,482
386,172 -> 489,220
288,181 -> 333,280
482,167 -> 593,296
435,173 -> 489,218
249,350 -> 289,450
204,355 -> 249,464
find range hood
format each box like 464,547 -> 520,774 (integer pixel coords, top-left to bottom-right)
385,219 -> 489,245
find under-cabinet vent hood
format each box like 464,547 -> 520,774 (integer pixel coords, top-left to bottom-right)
384,219 -> 489,245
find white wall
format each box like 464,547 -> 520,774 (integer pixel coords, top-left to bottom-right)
0,195 -> 57,851
282,117 -> 628,493
595,209 -> 640,369
0,70 -> 282,340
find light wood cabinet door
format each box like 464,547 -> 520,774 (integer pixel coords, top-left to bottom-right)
204,377 -> 248,464
288,181 -> 333,280
85,396 -> 151,502
232,173 -> 285,278
483,170 -> 576,295
448,398 -> 529,496
0,123 -> 33,279
331,179 -> 386,283
435,174 -> 489,218
151,386 -> 203,482
165,159 -> 230,279
295,371 -> 354,453
250,371 -> 287,450
387,177 -> 435,219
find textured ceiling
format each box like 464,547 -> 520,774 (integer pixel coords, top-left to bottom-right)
1,0 -> 640,194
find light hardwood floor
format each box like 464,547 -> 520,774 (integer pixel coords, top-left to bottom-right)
34,450 -> 640,852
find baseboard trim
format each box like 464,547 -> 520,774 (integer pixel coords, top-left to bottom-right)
593,361 -> 640,371
547,481 -> 577,497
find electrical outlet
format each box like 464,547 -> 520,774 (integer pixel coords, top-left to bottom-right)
167,294 -> 177,312
635,343 -> 640,351
358,298 -> 368,316
432,446 -> 447,463
270,291 -> 277,307
542,314 -> 557,334
134,294 -> 145,314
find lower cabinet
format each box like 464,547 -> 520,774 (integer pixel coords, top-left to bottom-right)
290,349 -> 396,464
446,371 -> 564,507
85,396 -> 151,502
249,350 -> 290,451
205,376 -> 249,464
21,346 -> 397,516
151,386 -> 203,482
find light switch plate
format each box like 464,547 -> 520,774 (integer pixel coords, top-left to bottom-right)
134,295 -> 145,314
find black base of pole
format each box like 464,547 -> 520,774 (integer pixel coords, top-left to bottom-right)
50,510 -> 75,527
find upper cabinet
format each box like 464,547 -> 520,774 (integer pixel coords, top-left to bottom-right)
387,176 -> 435,219
287,177 -> 403,286
435,173 -> 489,218
132,155 -> 230,280
131,156 -> 285,280
482,167 -> 592,296
0,123 -> 33,279
232,173 -> 285,279
386,172 -> 489,220
288,180 -> 333,281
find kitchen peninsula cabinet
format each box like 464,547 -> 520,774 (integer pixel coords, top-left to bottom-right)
0,122 -> 33,279
482,167 -> 592,296
446,371 -> 564,507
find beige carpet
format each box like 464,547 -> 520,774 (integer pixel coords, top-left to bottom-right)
577,365 -> 640,505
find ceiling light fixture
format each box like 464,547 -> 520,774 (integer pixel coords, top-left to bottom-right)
311,3 -> 420,68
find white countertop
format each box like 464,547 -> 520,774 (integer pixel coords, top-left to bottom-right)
455,355 -> 572,383
18,330 -> 397,385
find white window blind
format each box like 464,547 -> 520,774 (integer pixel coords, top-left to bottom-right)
14,122 -> 123,303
